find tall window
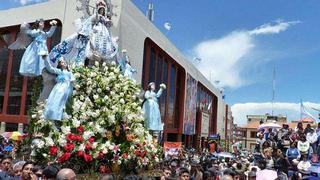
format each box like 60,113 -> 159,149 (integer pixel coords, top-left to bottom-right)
7,49 -> 24,115
143,38 -> 185,131
0,32 -> 11,114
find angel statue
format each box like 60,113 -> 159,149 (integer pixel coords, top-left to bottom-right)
43,56 -> 74,121
142,82 -> 166,139
79,0 -> 118,62
118,49 -> 137,80
9,19 -> 57,76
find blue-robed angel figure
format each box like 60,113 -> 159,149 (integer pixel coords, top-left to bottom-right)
117,49 -> 137,80
142,82 -> 166,131
43,56 -> 74,121
49,33 -> 89,67
9,19 -> 57,76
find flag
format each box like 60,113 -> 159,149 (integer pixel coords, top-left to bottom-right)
301,102 -> 317,122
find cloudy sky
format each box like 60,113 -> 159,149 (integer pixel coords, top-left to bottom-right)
1,0 -> 320,126
133,0 -> 320,125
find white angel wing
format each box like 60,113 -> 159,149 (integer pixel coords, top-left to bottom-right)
76,0 -> 92,20
8,23 -> 32,50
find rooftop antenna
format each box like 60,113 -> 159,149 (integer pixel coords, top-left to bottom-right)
146,3 -> 154,22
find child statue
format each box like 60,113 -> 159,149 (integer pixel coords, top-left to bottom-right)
118,49 -> 137,80
142,82 -> 166,137
9,19 -> 57,76
43,57 -> 74,121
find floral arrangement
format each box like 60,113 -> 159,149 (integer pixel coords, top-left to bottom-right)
27,61 -> 162,174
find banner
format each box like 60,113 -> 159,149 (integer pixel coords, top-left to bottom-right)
163,142 -> 182,159
201,112 -> 210,137
183,74 -> 197,135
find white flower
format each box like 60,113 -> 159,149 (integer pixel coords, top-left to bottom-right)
111,61 -> 116,65
95,61 -> 99,67
72,119 -> 81,127
92,142 -> 98,149
91,72 -> 97,77
61,126 -> 71,134
45,137 -> 54,146
83,131 -> 94,140
78,144 -> 85,151
74,73 -> 80,78
120,99 -> 125,104
31,150 -> 36,157
93,94 -> 99,100
97,88 -> 102,93
58,137 -> 67,146
31,114 -> 37,119
102,62 -> 106,67
109,115 -> 115,124
102,148 -> 108,154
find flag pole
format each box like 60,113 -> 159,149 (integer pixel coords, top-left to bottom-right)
300,99 -> 302,121
272,67 -> 275,116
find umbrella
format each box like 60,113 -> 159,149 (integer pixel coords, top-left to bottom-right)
258,123 -> 281,130
216,152 -> 234,159
1,131 -> 23,141
256,169 -> 277,180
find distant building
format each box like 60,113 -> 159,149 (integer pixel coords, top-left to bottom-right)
243,114 -> 287,150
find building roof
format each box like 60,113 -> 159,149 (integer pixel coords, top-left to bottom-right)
243,121 -> 261,129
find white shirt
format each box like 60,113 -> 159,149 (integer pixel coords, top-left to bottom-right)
306,132 -> 318,144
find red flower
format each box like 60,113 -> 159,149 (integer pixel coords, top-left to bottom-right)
88,137 -> 95,143
98,152 -> 104,159
77,125 -> 84,134
64,143 -> 75,152
58,152 -> 71,163
73,135 -> 83,142
122,153 -> 128,159
66,133 -> 75,141
83,153 -> 93,162
77,151 -> 84,157
85,143 -> 92,150
49,146 -> 58,155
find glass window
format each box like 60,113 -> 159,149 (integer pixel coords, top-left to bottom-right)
148,48 -> 156,83
160,60 -> 168,121
174,69 -> 182,128
5,123 -> 18,132
156,55 -> 163,89
0,32 -> 11,114
25,77 -> 36,115
7,49 -> 24,115
168,64 -> 176,128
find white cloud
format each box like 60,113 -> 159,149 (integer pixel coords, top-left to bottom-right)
192,20 -> 299,89
18,0 -> 47,5
249,20 -> 300,35
231,102 -> 320,126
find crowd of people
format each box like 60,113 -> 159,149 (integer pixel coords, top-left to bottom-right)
1,122 -> 320,179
